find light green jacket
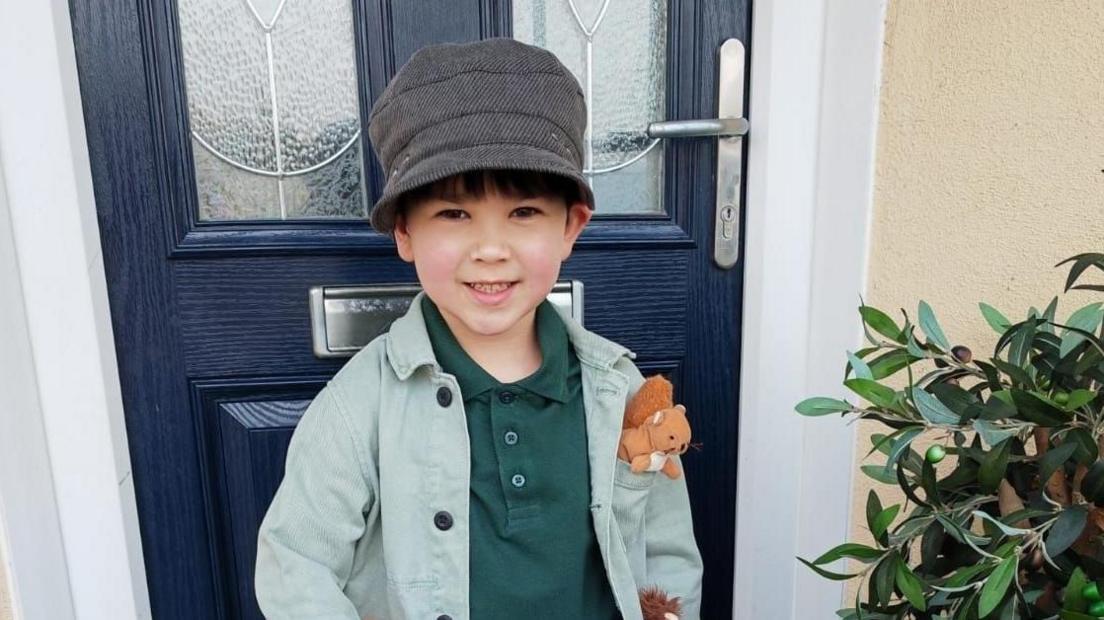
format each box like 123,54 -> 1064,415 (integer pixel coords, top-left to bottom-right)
255,293 -> 703,619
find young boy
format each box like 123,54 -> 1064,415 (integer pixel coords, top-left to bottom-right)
255,38 -> 702,619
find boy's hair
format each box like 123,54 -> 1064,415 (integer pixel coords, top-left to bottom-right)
397,169 -> 585,217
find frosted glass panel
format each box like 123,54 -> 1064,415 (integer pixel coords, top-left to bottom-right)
178,0 -> 366,221
514,0 -> 667,214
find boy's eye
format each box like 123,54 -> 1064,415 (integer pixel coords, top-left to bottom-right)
436,209 -> 469,220
512,206 -> 541,218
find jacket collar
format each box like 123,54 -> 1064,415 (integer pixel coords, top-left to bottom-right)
385,291 -> 635,381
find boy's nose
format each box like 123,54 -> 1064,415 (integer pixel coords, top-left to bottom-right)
469,238 -> 511,262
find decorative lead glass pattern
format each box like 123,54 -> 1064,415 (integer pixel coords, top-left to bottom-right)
178,0 -> 365,221
513,0 -> 668,214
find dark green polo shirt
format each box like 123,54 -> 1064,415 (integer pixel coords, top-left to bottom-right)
421,297 -> 619,619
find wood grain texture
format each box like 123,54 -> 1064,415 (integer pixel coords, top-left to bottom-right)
174,251 -> 689,377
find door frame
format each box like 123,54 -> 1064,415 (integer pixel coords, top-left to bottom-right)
0,0 -> 887,617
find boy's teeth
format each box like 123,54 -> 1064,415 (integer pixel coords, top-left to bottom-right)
470,282 -> 511,293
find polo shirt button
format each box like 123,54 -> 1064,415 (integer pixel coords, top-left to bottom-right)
511,474 -> 526,488
437,616 -> 452,620
436,387 -> 452,407
504,430 -> 518,445
433,511 -> 453,531
498,391 -> 516,404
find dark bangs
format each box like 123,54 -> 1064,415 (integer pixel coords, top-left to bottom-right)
400,169 -> 584,210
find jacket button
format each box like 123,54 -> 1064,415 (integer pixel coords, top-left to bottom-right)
504,430 -> 518,445
498,390 -> 516,404
437,616 -> 452,620
433,510 -> 453,531
436,386 -> 452,407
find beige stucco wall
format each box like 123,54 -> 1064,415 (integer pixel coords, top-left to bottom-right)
845,0 -> 1104,605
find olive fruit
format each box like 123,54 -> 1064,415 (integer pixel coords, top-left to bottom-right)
925,445 -> 946,464
951,345 -> 972,363
1084,581 -> 1102,602
1055,392 -> 1070,406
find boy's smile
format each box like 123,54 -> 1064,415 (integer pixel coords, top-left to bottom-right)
393,180 -> 591,359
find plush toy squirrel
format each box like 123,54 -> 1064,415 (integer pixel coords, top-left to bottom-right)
618,375 -> 691,479
639,586 -> 683,620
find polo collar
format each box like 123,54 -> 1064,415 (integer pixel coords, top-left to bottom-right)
384,291 -> 636,381
419,296 -> 570,403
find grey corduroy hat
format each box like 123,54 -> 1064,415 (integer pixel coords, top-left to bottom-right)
366,38 -> 594,234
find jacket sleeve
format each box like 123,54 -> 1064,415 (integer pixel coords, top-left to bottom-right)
255,384 -> 374,619
618,358 -> 705,618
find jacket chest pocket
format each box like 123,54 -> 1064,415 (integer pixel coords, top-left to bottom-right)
611,458 -> 656,554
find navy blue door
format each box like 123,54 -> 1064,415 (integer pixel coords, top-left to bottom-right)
70,1 -> 749,617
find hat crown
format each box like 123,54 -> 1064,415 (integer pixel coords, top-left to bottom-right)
365,38 -> 593,233
370,39 -> 581,121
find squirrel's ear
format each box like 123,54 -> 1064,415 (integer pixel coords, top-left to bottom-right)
650,410 -> 666,425
675,404 -> 686,414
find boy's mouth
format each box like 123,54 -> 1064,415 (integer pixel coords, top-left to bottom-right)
465,281 -> 516,294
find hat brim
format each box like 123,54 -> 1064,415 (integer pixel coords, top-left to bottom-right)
369,143 -> 595,234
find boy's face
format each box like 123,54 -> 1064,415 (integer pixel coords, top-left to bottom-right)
393,184 -> 592,345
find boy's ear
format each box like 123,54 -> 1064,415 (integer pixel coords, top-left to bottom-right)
393,212 -> 415,263
560,201 -> 592,260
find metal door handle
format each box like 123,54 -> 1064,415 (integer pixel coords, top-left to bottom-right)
646,39 -> 746,270
646,117 -> 747,139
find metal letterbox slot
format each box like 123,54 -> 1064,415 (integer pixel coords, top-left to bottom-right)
309,281 -> 584,359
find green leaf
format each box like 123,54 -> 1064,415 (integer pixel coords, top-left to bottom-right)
871,554 -> 896,606
945,562 -> 992,588
797,556 -> 860,581
990,358 -> 1033,388
1082,461 -> 1104,505
795,396 -> 854,416
860,305 -> 903,342
972,420 -> 1018,448
870,505 -> 900,541
920,460 -> 942,507
1010,389 -> 1071,426
1065,428 -> 1099,465
1065,389 -> 1098,411
1038,440 -> 1078,488
906,329 -> 928,358
844,379 -> 897,408
1046,505 -> 1088,556
846,350 -> 873,380
884,427 -> 925,475
1041,296 -> 1060,335
980,302 -> 1012,334
978,436 -> 1012,494
911,387 -> 959,425
929,383 -> 978,416
971,510 -> 1030,537
893,556 -> 927,611
865,489 -> 882,538
1056,252 -> 1104,293
1062,567 -> 1090,611
1009,318 -> 1038,367
860,465 -> 898,484
1061,612 -> 1098,620
1060,303 -> 1104,357
978,555 -> 1017,616
868,349 -> 916,380
812,542 -> 884,565
918,301 -> 951,351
